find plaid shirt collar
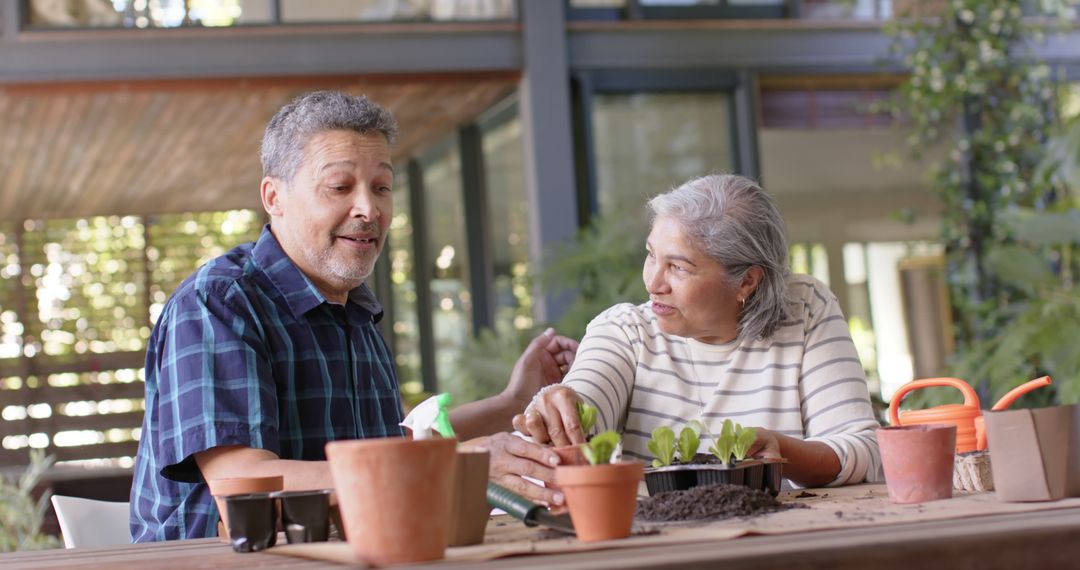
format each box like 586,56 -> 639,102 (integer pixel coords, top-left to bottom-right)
252,224 -> 383,322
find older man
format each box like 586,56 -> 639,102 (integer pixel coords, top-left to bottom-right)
130,91 -> 575,542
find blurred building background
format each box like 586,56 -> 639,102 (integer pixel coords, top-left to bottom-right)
1,0 -> 1078,499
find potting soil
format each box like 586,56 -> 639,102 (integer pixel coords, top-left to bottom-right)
636,483 -> 800,522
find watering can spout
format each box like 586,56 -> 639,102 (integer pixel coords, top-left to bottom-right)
990,376 -> 1051,411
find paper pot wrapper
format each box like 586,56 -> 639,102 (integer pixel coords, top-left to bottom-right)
984,403 -> 1080,502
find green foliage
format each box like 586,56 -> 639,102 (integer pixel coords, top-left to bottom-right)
677,420 -> 703,463
583,430 -> 622,466
647,426 -> 676,468
448,324 -> 539,404
542,208 -> 649,341
577,401 -> 598,437
707,420 -> 756,465
0,450 -> 61,552
887,0 -> 1080,409
455,208 -> 647,401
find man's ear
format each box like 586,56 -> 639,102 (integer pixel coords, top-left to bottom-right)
261,177 -> 284,217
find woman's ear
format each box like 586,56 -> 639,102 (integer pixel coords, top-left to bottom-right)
740,266 -> 765,301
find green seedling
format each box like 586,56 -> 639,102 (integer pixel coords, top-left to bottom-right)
577,401 -> 598,437
732,422 -> 756,461
647,426 -> 676,468
706,419 -> 757,466
582,430 -> 621,466
677,420 -> 703,463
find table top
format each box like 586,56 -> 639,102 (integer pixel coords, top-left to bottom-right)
6,491 -> 1080,569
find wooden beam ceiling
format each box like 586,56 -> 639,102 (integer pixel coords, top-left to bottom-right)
0,73 -> 518,221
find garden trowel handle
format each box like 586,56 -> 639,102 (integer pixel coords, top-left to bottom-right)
486,482 -> 541,527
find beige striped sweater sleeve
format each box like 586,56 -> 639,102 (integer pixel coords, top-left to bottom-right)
562,274 -> 882,486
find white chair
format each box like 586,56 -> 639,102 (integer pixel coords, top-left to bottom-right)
51,495 -> 131,548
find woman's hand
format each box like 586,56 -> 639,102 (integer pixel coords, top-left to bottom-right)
463,433 -> 565,507
510,385 -> 586,448
747,427 -> 783,460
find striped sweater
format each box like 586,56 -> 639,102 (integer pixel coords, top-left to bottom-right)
563,274 -> 882,486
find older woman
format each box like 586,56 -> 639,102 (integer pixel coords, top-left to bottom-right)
513,174 -> 881,489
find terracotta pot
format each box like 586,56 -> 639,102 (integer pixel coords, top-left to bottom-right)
877,424 -> 956,504
448,450 -> 491,547
207,475 -> 283,541
555,461 -> 643,542
326,437 -> 457,566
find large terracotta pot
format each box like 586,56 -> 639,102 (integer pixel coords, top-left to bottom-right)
877,424 -> 956,504
207,475 -> 283,541
448,449 -> 491,547
326,437 -> 457,566
554,461 -> 643,542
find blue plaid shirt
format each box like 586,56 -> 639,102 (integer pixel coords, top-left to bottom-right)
130,225 -> 404,542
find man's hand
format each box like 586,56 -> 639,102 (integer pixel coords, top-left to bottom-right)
510,385 -> 585,448
502,328 -> 579,409
465,433 -> 565,507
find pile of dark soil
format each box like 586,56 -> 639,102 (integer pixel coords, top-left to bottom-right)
636,483 -> 799,522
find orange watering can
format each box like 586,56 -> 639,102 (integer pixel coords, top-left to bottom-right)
888,376 -> 1051,453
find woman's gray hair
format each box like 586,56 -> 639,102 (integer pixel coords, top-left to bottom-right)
648,174 -> 791,341
260,90 -> 398,182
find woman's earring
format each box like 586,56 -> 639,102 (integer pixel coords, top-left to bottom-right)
738,297 -> 745,308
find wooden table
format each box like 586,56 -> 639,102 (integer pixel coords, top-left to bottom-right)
5,503 -> 1080,570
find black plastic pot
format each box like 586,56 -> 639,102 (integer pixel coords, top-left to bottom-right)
273,489 -> 332,543
644,458 -> 785,497
224,493 -> 277,553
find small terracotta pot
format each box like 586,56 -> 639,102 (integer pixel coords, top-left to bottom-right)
448,450 -> 491,547
326,437 -> 457,566
555,461 -> 643,542
877,424 -> 956,504
208,475 -> 283,541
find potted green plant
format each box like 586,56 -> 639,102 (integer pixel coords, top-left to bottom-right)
551,402 -> 598,466
1,450 -> 60,552
553,431 -> 643,542
644,420 -> 785,496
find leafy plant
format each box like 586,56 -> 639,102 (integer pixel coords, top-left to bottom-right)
885,0 -> 1078,409
0,450 -> 61,552
647,426 -> 676,468
583,430 -> 621,466
454,207 -> 648,404
577,401 -> 598,437
707,420 -> 757,466
677,420 -> 703,463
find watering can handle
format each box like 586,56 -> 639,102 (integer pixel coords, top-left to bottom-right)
888,377 -> 980,426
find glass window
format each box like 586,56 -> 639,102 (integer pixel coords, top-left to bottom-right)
797,0 -> 891,20
0,224 -> 22,361
21,216 -> 147,357
591,92 -> 735,224
280,0 -> 517,23
25,0 -> 274,29
481,116 -> 533,336
421,143 -> 473,401
387,169 -> 423,395
147,210 -> 262,324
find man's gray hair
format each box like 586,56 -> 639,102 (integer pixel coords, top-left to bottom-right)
260,90 -> 398,182
648,174 -> 791,341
